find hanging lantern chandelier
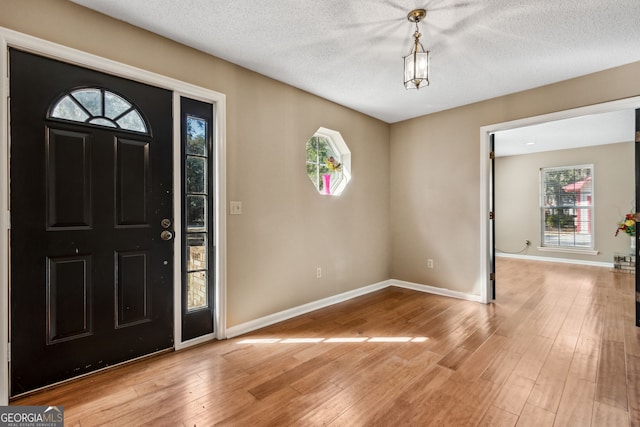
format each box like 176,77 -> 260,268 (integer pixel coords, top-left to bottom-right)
403,8 -> 430,90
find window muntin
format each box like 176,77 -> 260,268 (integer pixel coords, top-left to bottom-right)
541,165 -> 594,249
50,88 -> 148,134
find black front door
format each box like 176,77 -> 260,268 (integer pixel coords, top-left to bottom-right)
10,49 -> 174,396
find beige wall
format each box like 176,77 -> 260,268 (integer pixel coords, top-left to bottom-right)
3,0 -> 640,319
0,0 -> 391,326
390,63 -> 640,296
495,143 -> 634,263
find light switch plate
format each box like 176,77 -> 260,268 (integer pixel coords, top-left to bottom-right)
230,201 -> 243,215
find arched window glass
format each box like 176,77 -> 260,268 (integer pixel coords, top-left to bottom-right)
49,88 -> 149,134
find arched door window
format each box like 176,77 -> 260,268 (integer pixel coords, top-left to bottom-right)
49,88 -> 149,134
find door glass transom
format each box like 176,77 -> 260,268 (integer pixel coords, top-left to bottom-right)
49,88 -> 149,134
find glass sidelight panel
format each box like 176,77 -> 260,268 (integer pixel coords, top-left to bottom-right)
186,117 -> 207,156
181,98 -> 215,340
187,271 -> 208,311
186,156 -> 207,193
187,232 -> 208,312
187,195 -> 206,230
187,234 -> 207,271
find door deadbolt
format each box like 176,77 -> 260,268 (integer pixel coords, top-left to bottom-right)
160,230 -> 173,241
161,218 -> 172,228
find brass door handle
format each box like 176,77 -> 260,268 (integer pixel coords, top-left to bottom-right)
160,230 -> 173,241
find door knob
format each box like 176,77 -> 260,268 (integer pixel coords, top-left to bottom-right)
160,230 -> 173,241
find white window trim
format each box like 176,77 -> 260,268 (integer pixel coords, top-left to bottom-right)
536,246 -> 599,256
0,26 -> 228,403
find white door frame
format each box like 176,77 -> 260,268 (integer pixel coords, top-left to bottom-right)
0,26 -> 228,403
479,96 -> 640,303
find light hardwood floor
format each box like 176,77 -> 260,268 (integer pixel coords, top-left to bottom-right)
14,258 -> 640,426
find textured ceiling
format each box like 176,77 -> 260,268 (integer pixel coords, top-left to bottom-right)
69,0 -> 640,123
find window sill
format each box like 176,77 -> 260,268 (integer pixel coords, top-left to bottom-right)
537,246 -> 599,256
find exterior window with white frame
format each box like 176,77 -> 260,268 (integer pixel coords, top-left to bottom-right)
540,165 -> 594,249
305,127 -> 351,196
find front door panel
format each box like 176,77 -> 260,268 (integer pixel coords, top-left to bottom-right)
10,49 -> 174,396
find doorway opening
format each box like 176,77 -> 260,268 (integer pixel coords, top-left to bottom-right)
480,97 -> 640,310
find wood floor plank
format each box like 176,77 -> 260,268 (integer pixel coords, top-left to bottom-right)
293,383 -> 365,426
447,376 -> 503,421
478,405 -> 519,427
456,334 -> 509,382
180,389 -> 256,427
11,258 -> 638,426
603,300 -> 627,343
88,373 -> 207,426
570,337 -> 600,383
481,349 -> 523,386
368,399 -> 437,427
596,339 -> 629,411
393,364 -> 454,407
437,345 -> 473,370
460,318 -> 501,351
493,373 -> 536,416
592,401 -> 630,427
515,403 -> 555,427
624,315 -> 640,358
627,354 -> 640,413
214,385 -> 301,426
553,377 -> 595,427
526,334 -> 577,412
247,355 -> 332,400
512,335 -> 554,381
55,387 -> 139,427
254,380 -> 344,427
324,355 -> 424,425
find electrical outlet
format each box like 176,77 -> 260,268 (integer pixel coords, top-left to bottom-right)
427,259 -> 434,269
316,267 -> 322,278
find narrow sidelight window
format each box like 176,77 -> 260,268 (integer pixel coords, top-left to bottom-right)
181,97 -> 215,341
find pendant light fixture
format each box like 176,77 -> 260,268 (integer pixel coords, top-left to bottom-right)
403,9 -> 430,90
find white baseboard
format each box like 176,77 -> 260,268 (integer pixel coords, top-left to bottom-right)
496,252 -> 612,268
390,280 -> 483,302
224,278 -> 482,338
225,280 -> 390,338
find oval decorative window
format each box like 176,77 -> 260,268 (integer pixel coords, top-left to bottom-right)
49,88 -> 149,134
